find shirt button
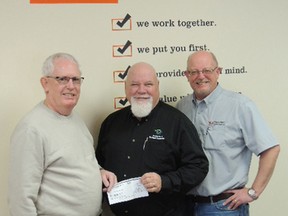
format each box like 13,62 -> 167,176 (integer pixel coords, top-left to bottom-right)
125,210 -> 128,214
123,174 -> 127,177
127,156 -> 131,159
132,139 -> 135,142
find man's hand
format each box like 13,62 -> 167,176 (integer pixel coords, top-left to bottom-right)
141,172 -> 162,193
223,188 -> 254,210
100,169 -> 117,192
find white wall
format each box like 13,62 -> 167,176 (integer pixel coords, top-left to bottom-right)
1,0 -> 287,215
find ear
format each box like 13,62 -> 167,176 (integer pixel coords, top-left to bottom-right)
184,71 -> 190,79
40,77 -> 49,93
216,67 -> 223,75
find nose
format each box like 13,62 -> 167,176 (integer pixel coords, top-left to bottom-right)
66,78 -> 75,88
137,84 -> 147,93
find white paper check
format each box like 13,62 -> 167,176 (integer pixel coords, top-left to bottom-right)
107,177 -> 149,205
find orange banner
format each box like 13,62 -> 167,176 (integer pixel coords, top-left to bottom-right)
30,0 -> 118,3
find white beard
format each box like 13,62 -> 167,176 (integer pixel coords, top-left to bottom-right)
131,97 -> 153,118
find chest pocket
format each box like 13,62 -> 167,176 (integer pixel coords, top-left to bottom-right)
143,139 -> 175,172
204,122 -> 226,150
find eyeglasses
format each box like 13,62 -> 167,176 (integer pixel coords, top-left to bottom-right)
186,67 -> 218,76
46,76 -> 84,85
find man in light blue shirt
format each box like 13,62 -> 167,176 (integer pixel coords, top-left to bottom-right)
177,51 -> 280,216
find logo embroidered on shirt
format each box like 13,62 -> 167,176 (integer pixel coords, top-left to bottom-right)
148,129 -> 165,140
206,121 -> 225,135
208,121 -> 225,127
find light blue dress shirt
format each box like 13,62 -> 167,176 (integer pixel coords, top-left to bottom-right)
176,85 -> 278,196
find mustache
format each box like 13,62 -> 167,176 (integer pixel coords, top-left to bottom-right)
132,95 -> 151,99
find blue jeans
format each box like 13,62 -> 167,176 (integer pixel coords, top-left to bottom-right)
194,200 -> 249,216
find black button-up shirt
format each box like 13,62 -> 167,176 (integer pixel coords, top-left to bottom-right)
96,101 -> 208,216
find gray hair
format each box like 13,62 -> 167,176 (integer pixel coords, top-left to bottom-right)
42,52 -> 81,76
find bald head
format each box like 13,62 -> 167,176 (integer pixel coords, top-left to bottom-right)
126,62 -> 158,83
187,51 -> 218,70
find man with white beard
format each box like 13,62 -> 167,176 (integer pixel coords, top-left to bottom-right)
96,62 -> 209,216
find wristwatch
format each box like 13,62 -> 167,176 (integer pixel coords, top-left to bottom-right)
248,188 -> 258,200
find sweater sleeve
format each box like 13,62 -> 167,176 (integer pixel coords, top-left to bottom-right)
8,126 -> 44,216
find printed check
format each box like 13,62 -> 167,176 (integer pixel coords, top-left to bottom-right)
107,177 -> 149,205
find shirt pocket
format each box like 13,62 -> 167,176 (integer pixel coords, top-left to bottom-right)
204,123 -> 226,150
143,139 -> 175,172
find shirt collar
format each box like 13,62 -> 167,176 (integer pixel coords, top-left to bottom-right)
192,84 -> 223,105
